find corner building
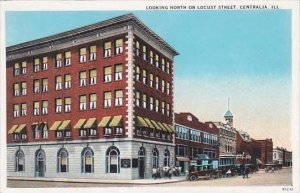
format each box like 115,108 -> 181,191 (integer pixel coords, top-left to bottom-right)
6,14 -> 178,179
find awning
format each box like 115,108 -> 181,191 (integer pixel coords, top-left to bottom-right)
49,121 -> 62,131
74,119 -> 86,129
168,124 -> 175,133
98,116 -> 111,127
109,115 -> 123,127
176,156 -> 190,162
8,125 -> 19,134
162,123 -> 173,133
256,158 -> 263,164
157,122 -> 168,132
58,120 -> 71,130
150,120 -> 161,131
14,124 -> 26,133
135,116 -> 148,127
84,118 -> 97,129
144,118 -> 155,129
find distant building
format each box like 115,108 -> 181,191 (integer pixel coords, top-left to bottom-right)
273,147 -> 284,167
256,139 -> 273,166
283,149 -> 292,167
236,130 -> 253,165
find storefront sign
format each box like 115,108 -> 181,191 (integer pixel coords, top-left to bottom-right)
121,159 -> 131,168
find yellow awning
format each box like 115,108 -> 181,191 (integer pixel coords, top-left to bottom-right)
98,116 -> 111,127
109,116 -> 123,127
8,125 -> 18,134
74,119 -> 86,129
163,123 -> 174,133
84,118 -> 97,129
168,124 -> 175,133
144,118 -> 155,129
49,121 -> 62,131
136,116 -> 148,127
58,120 -> 71,130
150,120 -> 161,131
14,124 -> 26,133
157,122 -> 168,132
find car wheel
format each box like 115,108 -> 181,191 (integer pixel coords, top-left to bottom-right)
190,175 -> 197,181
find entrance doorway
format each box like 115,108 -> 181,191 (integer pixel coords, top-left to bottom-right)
138,147 -> 146,179
35,150 -> 46,177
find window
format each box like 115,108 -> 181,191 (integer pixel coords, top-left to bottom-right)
15,150 -> 25,172
104,91 -> 112,108
64,74 -> 71,89
104,66 -> 112,82
90,128 -> 97,136
150,51 -> 154,64
79,48 -> 87,63
89,69 -> 96,85
115,39 -> 123,55
135,91 -> 140,107
104,41 -> 112,58
166,103 -> 170,116
13,83 -> 20,96
79,95 -> 87,111
161,101 -> 165,114
42,100 -> 48,115
82,148 -> 94,173
89,94 -> 97,109
33,80 -> 40,93
34,58 -> 40,72
155,99 -> 159,113
166,82 -> 170,95
115,64 -> 122,81
58,149 -> 68,173
55,76 -> 62,90
33,101 -> 40,115
21,61 -> 27,74
142,45 -> 147,60
14,63 -> 20,76
106,146 -> 120,173
79,71 -> 87,87
149,97 -> 154,111
136,41 -> 140,56
155,54 -> 159,68
161,58 -> 165,71
149,73 -> 154,87
21,103 -> 27,116
152,148 -> 159,168
142,69 -> 147,84
142,94 -> 147,109
155,76 -> 159,90
42,78 -> 48,92
13,104 -> 19,117
42,57 -> 48,70
55,98 -> 62,113
21,82 -> 27,95
166,62 -> 170,74
164,149 -> 170,167
80,129 -> 87,137
104,127 -> 112,135
90,45 -> 97,61
115,127 -> 123,135
56,131 -> 63,138
64,97 -> 71,112
56,53 -> 62,67
161,79 -> 165,93
136,66 -> 140,81
115,90 -> 123,106
33,124 -> 40,139
65,51 -> 71,66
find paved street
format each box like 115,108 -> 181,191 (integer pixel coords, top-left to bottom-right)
7,168 -> 292,188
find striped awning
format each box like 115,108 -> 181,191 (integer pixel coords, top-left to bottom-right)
8,125 -> 19,134
58,120 -> 71,130
150,120 -> 161,131
84,118 -> 96,129
49,121 -> 62,131
168,124 -> 175,133
74,119 -> 86,129
109,115 -> 123,127
143,118 -> 155,129
98,116 -> 111,127
157,122 -> 168,132
136,116 -> 148,127
14,124 -> 26,133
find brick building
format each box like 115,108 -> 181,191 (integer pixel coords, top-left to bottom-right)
235,130 -> 252,165
256,139 -> 273,166
174,113 -> 219,174
6,14 -> 178,179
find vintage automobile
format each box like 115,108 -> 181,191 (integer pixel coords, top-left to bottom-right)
264,164 -> 276,173
187,165 -> 222,181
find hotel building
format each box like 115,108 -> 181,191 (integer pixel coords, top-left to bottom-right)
6,14 -> 178,179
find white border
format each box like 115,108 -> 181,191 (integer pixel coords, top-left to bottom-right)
0,1 -> 299,193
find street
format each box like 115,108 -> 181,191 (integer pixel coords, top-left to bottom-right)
7,168 -> 292,188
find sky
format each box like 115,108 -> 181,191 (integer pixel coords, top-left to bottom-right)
5,10 -> 292,149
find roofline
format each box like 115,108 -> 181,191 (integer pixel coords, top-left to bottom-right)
6,13 -> 179,56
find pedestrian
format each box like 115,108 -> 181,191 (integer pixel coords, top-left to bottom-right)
153,167 -> 157,179
226,169 -> 232,178
168,168 -> 172,179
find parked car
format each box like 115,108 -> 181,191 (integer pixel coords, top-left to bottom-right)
187,166 -> 222,181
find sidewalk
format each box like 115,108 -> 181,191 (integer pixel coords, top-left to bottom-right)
8,176 -> 187,185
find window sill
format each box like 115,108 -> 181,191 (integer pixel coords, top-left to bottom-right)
115,133 -> 123,136
104,134 -> 112,137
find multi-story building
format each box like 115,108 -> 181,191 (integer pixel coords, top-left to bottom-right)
174,113 -> 219,174
213,110 -> 236,170
236,130 -> 252,165
6,14 -> 179,180
273,147 -> 284,167
257,139 -> 273,166
283,149 -> 292,167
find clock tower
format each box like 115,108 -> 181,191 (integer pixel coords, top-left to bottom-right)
224,98 -> 233,127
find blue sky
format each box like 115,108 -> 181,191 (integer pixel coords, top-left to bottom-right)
6,11 -> 292,149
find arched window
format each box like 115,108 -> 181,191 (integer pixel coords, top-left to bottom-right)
15,150 -> 25,172
57,148 -> 68,173
164,149 -> 170,167
139,147 -> 146,157
152,148 -> 159,168
81,147 -> 94,173
106,146 -> 120,173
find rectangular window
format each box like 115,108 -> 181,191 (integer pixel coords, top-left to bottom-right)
90,45 -> 97,61
21,103 -> 27,116
42,57 -> 48,70
115,90 -> 123,106
104,66 -> 112,82
142,69 -> 147,84
135,66 -> 140,81
104,41 -> 112,58
161,79 -> 165,93
150,51 -> 154,64
80,129 -> 87,137
33,124 -> 40,139
64,97 -> 71,112
149,73 -> 154,87
64,74 -> 71,89
136,41 -> 140,56
155,99 -> 159,112
14,63 -> 20,76
42,100 -> 48,115
13,104 -> 19,117
166,62 -> 170,74
65,51 -> 71,66
34,58 -> 40,72
89,94 -> 97,109
142,94 -> 147,109
79,71 -> 87,87
42,78 -> 48,92
115,127 -> 123,135
115,64 -> 122,81
33,80 -> 40,93
56,131 -> 63,138
104,127 -> 112,135
21,61 -> 27,74
33,101 -> 40,115
155,54 -> 159,68
161,101 -> 165,114
55,98 -> 62,113
135,91 -> 140,107
115,39 -> 123,55
166,103 -> 170,116
161,58 -> 165,71
79,48 -> 87,63
90,128 -> 97,136
89,69 -> 97,85
55,76 -> 62,90
79,95 -> 87,110
13,83 -> 20,96
142,45 -> 147,60
155,76 -> 159,90
21,82 -> 27,95
104,91 -> 112,108
56,53 -> 62,67
149,97 -> 154,111
166,82 -> 170,95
